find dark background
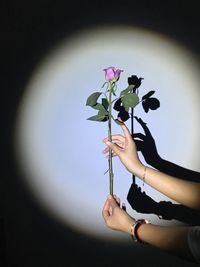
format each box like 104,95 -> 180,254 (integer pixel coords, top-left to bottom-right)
2,0 -> 200,266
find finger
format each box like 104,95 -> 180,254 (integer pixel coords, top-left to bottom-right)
102,198 -> 110,221
103,135 -> 125,143
122,203 -> 126,211
120,123 -> 132,140
105,153 -> 117,159
113,195 -> 120,206
103,197 -> 110,212
103,147 -> 119,157
102,147 -> 109,154
105,141 -> 121,156
102,143 -> 124,154
116,196 -> 121,206
102,209 -> 110,222
113,195 -> 119,205
108,195 -> 118,208
109,205 -> 113,215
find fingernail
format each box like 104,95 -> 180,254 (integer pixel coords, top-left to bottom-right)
106,141 -> 110,145
108,194 -> 112,199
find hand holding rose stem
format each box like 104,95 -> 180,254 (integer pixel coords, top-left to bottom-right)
87,67 -> 162,195
87,67 -> 142,195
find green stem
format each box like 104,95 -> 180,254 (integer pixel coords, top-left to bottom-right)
108,81 -> 114,195
131,106 -> 135,185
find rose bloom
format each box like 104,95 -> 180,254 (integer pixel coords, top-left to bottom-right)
104,67 -> 123,81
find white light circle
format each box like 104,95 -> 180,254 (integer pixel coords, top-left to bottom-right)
15,25 -> 200,242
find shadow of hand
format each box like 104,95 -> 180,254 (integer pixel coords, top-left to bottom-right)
127,183 -> 157,214
133,116 -> 160,166
127,182 -> 200,224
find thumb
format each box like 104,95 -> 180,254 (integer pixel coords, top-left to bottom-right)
106,141 -> 121,156
108,195 -> 118,208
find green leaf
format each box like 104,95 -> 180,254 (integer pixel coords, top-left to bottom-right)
122,93 -> 139,111
87,114 -> 107,122
102,98 -> 109,110
98,110 -> 108,117
92,103 -> 108,115
120,85 -> 135,97
86,92 -> 102,107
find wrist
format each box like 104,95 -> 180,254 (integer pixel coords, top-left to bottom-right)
125,218 -> 135,234
132,163 -> 146,179
130,219 -> 151,244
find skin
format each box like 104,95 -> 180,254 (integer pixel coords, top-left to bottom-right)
102,122 -> 200,262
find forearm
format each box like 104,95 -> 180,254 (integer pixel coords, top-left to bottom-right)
135,166 -> 200,210
138,224 -> 194,261
123,217 -> 194,262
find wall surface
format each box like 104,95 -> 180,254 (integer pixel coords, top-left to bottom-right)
2,1 -> 200,266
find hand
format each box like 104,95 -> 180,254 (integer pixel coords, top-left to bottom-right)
102,121 -> 144,177
102,195 -> 135,234
134,116 -> 160,166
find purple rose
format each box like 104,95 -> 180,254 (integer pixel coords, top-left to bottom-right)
103,67 -> 123,81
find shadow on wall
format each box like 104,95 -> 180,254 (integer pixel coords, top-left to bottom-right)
127,117 -> 200,225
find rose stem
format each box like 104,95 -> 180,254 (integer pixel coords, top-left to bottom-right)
108,81 -> 114,195
131,105 -> 136,184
